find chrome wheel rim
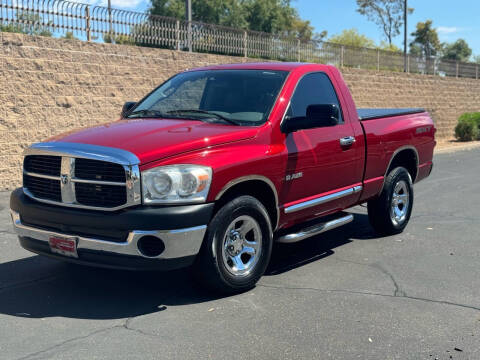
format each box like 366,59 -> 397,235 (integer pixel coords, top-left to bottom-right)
221,215 -> 262,277
390,180 -> 410,226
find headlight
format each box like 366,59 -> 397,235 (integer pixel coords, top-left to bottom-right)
142,165 -> 212,204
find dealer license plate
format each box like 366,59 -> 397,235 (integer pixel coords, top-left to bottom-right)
49,236 -> 78,258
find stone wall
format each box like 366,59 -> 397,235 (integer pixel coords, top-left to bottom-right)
340,68 -> 480,139
1,32 -> 479,189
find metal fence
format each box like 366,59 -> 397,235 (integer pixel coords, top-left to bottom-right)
1,0 -> 479,79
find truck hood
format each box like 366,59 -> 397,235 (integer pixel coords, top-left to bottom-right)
48,118 -> 260,164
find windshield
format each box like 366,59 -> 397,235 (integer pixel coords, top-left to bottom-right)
128,69 -> 288,126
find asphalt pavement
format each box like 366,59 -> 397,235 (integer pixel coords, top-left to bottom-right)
0,147 -> 479,360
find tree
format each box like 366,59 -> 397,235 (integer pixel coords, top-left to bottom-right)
149,0 -> 184,19
287,18 -> 316,42
328,28 -> 376,48
409,20 -> 441,58
474,55 -> 480,64
0,12 -> 52,37
150,0 -> 249,29
243,0 -> 296,33
442,39 -> 472,62
378,41 -> 401,52
312,30 -> 328,43
191,0 -> 248,29
356,0 -> 413,45
148,0 -> 325,41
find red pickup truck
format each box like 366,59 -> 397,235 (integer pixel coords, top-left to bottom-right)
10,62 -> 435,293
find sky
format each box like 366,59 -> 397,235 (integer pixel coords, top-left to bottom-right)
295,0 -> 480,58
84,0 -> 480,58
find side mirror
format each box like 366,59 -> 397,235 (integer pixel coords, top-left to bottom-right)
121,102 -> 136,118
281,104 -> 339,133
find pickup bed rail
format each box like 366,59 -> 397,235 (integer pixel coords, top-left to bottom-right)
358,108 -> 425,121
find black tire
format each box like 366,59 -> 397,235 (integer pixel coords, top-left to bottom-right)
193,195 -> 273,294
367,166 -> 414,235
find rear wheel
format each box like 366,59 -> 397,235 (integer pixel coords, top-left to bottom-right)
193,195 -> 273,294
368,167 -> 414,235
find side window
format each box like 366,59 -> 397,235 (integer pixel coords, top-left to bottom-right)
287,72 -> 343,123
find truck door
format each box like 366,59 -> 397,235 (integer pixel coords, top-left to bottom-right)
280,71 -> 363,223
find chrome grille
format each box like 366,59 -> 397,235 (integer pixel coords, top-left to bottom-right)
75,183 -> 127,207
22,144 -> 141,211
24,155 -> 61,176
75,158 -> 126,182
23,173 -> 62,202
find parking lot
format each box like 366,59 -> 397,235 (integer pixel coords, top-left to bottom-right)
0,147 -> 479,360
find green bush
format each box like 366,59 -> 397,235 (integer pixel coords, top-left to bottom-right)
458,112 -> 480,126
62,31 -> 77,40
455,112 -> 480,141
103,33 -> 134,45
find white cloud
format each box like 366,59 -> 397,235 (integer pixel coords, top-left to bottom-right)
98,0 -> 146,8
72,0 -> 146,9
437,26 -> 461,34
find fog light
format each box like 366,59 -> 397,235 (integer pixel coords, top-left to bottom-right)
137,236 -> 165,257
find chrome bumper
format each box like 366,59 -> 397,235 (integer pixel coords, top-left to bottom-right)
10,210 -> 207,260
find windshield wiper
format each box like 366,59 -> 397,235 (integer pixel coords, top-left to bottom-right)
127,109 -> 169,118
166,109 -> 240,125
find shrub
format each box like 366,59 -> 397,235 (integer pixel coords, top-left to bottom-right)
455,112 -> 480,141
103,33 -> 134,45
62,31 -> 77,40
0,12 -> 53,37
458,112 -> 480,127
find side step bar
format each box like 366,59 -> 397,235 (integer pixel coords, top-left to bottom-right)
276,214 -> 354,244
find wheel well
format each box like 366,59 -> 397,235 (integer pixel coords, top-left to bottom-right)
388,149 -> 418,182
214,180 -> 278,229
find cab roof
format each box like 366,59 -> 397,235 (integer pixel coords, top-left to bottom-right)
188,62 -> 331,72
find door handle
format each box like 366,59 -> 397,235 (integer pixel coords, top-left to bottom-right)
339,136 -> 356,147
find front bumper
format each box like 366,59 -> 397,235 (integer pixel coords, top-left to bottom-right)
10,188 -> 214,270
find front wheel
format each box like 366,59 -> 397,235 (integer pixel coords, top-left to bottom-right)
367,166 -> 414,235
193,195 -> 273,294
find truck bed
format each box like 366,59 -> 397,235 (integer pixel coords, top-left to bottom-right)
358,108 -> 425,121
357,108 -> 435,203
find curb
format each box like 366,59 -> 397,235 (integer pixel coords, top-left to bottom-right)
434,141 -> 480,154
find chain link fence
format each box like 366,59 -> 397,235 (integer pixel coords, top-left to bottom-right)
1,0 -> 479,79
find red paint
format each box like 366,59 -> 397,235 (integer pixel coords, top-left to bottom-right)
361,176 -> 386,201
48,63 -> 436,230
48,118 -> 260,165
